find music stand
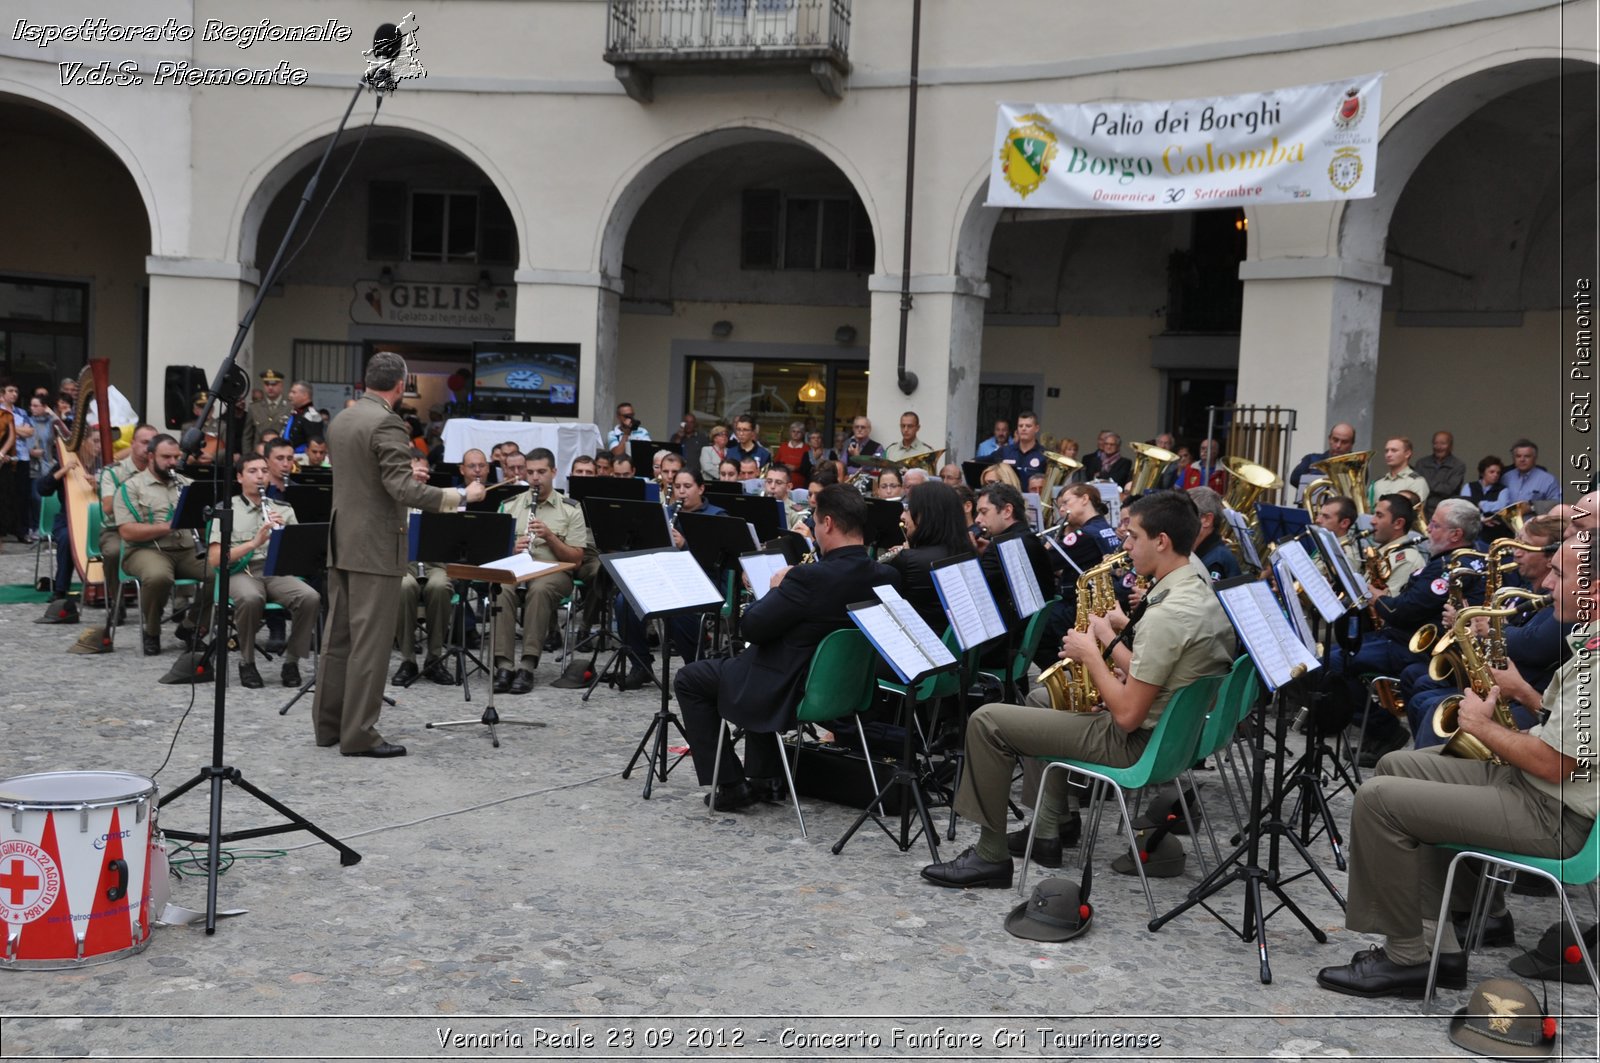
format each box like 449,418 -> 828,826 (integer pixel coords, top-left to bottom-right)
832,596 -> 959,860
171,480 -> 232,531
630,439 -> 678,475
411,512 -> 514,698
262,523 -> 352,717
282,484 -> 332,524
580,497 -> 673,699
1148,577 -> 1346,983
719,495 -> 785,543
427,470 -> 458,490
864,498 -> 905,554
568,475 -> 646,503
702,481 -> 743,500
607,547 -> 724,798
1257,504 -> 1311,546
427,553 -> 570,748
929,553 -> 1006,839
961,460 -> 990,489
677,511 -> 756,655
290,467 -> 332,487
469,480 -> 528,513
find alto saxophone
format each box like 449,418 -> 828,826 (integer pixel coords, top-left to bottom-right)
1432,594 -> 1549,761
1038,550 -> 1128,711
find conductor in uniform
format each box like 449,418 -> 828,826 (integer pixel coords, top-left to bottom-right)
244,369 -> 291,454
313,353 -> 486,757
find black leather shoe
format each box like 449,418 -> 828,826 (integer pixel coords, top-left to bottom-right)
1315,946 -> 1467,998
280,661 -> 302,688
1006,826 -> 1063,868
493,667 -> 515,694
1358,727 -> 1410,768
421,658 -> 456,686
618,663 -> 655,691
921,846 -> 1014,889
174,623 -> 196,645
1451,909 -> 1516,948
509,668 -> 535,695
142,633 -> 161,657
391,660 -> 419,687
746,777 -> 788,804
1060,810 -> 1083,848
238,662 -> 264,689
343,742 -> 407,758
703,782 -> 755,811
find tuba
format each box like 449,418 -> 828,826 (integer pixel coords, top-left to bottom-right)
1303,450 -> 1372,516
1432,595 -> 1549,761
1223,456 -> 1283,514
1127,442 -> 1179,496
1038,550 -> 1126,711
1039,450 -> 1083,500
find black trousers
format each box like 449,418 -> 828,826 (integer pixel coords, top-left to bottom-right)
674,656 -> 781,786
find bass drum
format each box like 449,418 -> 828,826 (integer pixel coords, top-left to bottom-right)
0,771 -> 160,969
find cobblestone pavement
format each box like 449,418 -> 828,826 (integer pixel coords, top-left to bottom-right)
0,542 -> 1593,1061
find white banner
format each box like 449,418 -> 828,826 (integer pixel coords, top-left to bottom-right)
988,74 -> 1383,211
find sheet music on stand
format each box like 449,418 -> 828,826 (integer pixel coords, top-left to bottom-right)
1273,540 -> 1346,623
1092,481 -> 1121,528
1023,492 -> 1045,533
608,550 -> 723,617
1215,581 -> 1321,692
739,549 -> 789,601
1273,557 -> 1316,650
1223,508 -> 1263,569
930,557 -> 1006,651
1310,526 -> 1369,606
848,599 -> 956,685
997,536 -> 1046,618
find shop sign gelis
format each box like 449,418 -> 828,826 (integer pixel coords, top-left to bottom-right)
351,281 -> 514,329
987,74 -> 1383,211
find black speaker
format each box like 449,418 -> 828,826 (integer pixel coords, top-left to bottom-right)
163,366 -> 208,430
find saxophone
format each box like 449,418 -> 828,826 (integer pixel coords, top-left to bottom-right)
1432,595 -> 1549,761
1038,550 -> 1127,711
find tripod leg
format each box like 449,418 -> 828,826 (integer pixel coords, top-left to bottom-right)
622,714 -> 663,781
228,771 -> 362,867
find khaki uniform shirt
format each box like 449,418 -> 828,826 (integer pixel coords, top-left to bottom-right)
1369,466 -> 1430,508
1381,542 -> 1423,594
1525,624 -> 1599,820
245,397 -> 291,452
112,468 -> 195,551
208,494 -> 298,577
99,455 -> 141,524
501,489 -> 588,564
884,439 -> 935,462
1127,564 -> 1236,729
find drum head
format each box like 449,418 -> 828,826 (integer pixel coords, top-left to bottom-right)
0,771 -> 157,808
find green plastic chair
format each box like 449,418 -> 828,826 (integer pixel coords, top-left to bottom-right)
977,597 -> 1061,693
710,628 -> 882,839
33,492 -> 60,586
1426,821 -> 1600,1003
1019,672 -> 1228,918
1184,657 -> 1261,863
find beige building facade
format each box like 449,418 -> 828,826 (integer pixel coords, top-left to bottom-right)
1,0 -> 1593,488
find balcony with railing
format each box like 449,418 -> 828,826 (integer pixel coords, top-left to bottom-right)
605,0 -> 852,102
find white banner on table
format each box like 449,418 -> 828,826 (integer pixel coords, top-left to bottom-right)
989,74 -> 1383,211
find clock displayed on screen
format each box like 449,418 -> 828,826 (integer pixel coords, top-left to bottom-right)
505,369 -> 543,391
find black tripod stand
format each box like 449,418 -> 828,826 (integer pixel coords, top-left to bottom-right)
161,66 -> 397,930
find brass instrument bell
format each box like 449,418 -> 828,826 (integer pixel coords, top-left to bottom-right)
1303,450 -> 1372,516
1126,442 -> 1179,496
1039,450 -> 1083,499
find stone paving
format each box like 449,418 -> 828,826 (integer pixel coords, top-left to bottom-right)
0,541 -> 1594,1061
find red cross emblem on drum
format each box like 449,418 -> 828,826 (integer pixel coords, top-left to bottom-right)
1430,578 -> 1449,596
0,840 -> 61,925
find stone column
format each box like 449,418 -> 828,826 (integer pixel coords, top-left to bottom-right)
144,257 -> 259,421
867,273 -> 989,463
514,269 -> 626,429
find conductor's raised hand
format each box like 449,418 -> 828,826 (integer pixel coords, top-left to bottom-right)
463,481 -> 487,504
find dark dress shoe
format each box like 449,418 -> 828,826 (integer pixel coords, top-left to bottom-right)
509,668 -> 535,695
142,634 -> 162,657
391,660 -> 420,687
280,661 -> 302,688
1006,826 -> 1063,868
703,782 -> 755,811
493,667 -> 515,694
238,662 -> 264,689
618,663 -> 655,691
1451,909 -> 1516,948
1315,946 -> 1466,998
174,624 -> 196,645
464,630 -> 482,650
422,658 -> 457,686
746,777 -> 789,804
1060,810 -> 1082,848
921,846 -> 1014,889
343,742 -> 407,758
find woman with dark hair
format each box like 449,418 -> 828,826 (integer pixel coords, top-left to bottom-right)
1460,454 -> 1507,515
887,481 -> 971,634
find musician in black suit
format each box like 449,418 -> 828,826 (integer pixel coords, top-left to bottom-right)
975,482 -> 1055,667
673,484 -> 898,811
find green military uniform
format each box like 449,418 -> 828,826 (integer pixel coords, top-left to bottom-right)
113,467 -> 212,639
244,396 -> 291,455
97,454 -> 141,594
957,563 -> 1236,834
397,559 -> 453,668
208,495 -> 320,666
492,489 -> 586,672
1343,625 -> 1597,964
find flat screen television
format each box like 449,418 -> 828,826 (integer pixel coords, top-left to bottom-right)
471,341 -> 580,418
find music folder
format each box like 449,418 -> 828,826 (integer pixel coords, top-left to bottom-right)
581,497 -> 671,554
1309,525 -> 1369,606
409,511 -> 515,566
738,546 -> 789,602
264,522 -> 328,579
929,554 -> 1006,652
721,495 -> 785,543
960,459 -> 990,489
1223,507 -> 1264,569
1214,577 -> 1320,692
996,535 -> 1047,619
171,479 -> 232,531
446,554 -> 573,587
677,511 -> 754,578
1256,504 -> 1311,546
848,597 -> 957,686
603,547 -> 723,621
282,483 -> 332,524
1272,539 -> 1346,623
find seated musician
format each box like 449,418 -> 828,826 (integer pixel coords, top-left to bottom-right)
1316,531 -> 1595,999
762,463 -> 802,527
873,468 -> 904,500
1405,515 -> 1570,750
1313,494 -> 1362,573
500,449 -> 526,484
717,457 -> 740,482
616,467 -> 725,690
208,454 -> 320,688
973,482 -> 1054,666
492,448 -> 587,695
1367,494 -> 1425,592
612,455 -> 635,479
1186,487 -> 1242,581
938,463 -> 963,487
569,454 -> 597,478
1036,483 -> 1121,669
394,449 -> 490,686
298,437 -> 331,470
37,425 -> 101,604
97,424 -> 159,617
922,490 -> 1235,886
264,439 -> 296,498
674,484 -> 898,810
1327,497 -> 1482,763
113,434 -> 213,656
886,481 -> 971,634
593,451 -> 614,477
883,411 -> 934,464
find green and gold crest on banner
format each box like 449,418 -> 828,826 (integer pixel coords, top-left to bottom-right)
999,113 -> 1058,198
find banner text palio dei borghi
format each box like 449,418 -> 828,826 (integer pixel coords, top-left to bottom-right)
988,74 -> 1383,211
